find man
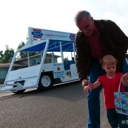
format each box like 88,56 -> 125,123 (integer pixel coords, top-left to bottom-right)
74,10 -> 128,128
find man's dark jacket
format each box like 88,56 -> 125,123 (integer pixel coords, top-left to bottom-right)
75,20 -> 128,82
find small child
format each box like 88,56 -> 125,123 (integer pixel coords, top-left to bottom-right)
83,55 -> 128,128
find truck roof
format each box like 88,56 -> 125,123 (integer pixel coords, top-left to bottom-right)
18,27 -> 76,52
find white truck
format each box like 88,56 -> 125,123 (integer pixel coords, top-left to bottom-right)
0,27 -> 79,93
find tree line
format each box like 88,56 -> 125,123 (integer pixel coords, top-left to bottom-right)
0,42 -> 25,63
0,41 -> 40,63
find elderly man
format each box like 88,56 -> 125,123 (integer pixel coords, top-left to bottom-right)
74,10 -> 128,128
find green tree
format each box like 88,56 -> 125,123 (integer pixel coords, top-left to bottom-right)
0,45 -> 14,63
0,50 -> 4,63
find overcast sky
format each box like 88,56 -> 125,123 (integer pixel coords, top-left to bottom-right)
0,0 -> 128,51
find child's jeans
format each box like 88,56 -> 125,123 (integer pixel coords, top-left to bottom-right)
107,108 -> 128,128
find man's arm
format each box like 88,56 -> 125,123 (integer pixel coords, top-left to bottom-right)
75,32 -> 91,82
107,20 -> 128,71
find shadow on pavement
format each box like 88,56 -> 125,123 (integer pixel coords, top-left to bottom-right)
0,81 -> 86,102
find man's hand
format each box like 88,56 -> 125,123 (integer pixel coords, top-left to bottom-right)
122,73 -> 128,86
82,79 -> 89,88
122,73 -> 128,79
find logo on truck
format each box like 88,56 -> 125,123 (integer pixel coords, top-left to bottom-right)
31,29 -> 43,38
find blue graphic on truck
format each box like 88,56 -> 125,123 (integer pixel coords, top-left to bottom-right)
31,29 -> 43,38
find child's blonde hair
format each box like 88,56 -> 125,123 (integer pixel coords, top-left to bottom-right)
100,55 -> 117,66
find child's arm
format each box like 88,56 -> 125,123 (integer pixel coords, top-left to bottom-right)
83,80 -> 101,93
122,73 -> 128,86
91,80 -> 101,89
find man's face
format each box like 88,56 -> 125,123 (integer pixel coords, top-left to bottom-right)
77,17 -> 94,36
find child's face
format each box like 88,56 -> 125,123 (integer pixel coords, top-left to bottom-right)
102,64 -> 116,76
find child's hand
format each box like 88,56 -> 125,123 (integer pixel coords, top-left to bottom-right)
83,83 -> 93,93
82,80 -> 93,93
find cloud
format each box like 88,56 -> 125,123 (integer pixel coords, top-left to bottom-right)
0,0 -> 128,51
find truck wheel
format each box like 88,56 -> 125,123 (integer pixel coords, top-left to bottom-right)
38,74 -> 53,91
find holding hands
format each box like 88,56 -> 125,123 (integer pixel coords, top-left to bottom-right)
82,79 -> 93,93
82,73 -> 128,94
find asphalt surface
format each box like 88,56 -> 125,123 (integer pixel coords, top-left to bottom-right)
0,82 -> 110,128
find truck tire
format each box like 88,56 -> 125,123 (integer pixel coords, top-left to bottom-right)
38,73 -> 53,91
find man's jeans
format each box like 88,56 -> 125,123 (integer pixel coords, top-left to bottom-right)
87,59 -> 128,128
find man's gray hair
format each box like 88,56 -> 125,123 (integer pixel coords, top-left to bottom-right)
74,10 -> 92,24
